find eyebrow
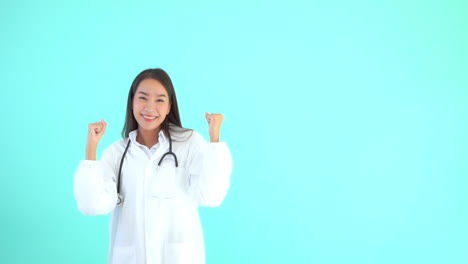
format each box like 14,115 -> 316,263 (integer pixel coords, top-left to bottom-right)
137,91 -> 167,97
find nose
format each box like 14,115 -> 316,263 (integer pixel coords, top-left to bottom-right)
144,100 -> 157,113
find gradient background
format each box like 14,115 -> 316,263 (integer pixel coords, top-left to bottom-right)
1,0 -> 467,263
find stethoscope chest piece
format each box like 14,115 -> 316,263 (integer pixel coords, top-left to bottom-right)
117,193 -> 124,205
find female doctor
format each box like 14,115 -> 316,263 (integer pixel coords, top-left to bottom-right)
73,68 -> 232,264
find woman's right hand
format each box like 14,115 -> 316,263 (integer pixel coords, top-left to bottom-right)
86,119 -> 107,160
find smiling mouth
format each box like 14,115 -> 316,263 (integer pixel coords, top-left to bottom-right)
142,115 -> 158,122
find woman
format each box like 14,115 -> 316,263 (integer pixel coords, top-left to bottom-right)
74,68 -> 232,264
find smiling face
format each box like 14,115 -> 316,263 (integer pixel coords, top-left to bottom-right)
132,78 -> 171,133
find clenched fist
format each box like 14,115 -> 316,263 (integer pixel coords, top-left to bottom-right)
86,119 -> 107,160
205,112 -> 224,142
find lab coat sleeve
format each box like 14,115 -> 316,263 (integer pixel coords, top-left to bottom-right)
187,131 -> 233,207
73,145 -> 118,215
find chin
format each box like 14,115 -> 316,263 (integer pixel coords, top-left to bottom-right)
138,124 -> 162,131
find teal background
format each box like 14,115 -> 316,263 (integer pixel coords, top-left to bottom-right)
1,0 -> 467,263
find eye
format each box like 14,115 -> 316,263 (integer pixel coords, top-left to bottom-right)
139,97 -> 147,100
157,99 -> 165,102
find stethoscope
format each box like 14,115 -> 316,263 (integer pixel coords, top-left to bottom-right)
116,133 -> 178,205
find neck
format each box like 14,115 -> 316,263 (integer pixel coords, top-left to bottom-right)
137,128 -> 160,148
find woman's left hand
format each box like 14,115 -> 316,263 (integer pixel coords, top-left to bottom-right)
205,112 -> 224,142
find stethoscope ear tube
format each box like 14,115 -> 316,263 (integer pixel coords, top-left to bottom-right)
157,136 -> 178,167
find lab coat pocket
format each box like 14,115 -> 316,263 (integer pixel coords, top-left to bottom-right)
164,243 -> 201,264
111,246 -> 135,264
151,166 -> 186,199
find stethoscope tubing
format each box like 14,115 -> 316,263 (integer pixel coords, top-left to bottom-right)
116,132 -> 178,205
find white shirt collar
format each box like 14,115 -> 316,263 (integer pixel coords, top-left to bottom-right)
128,129 -> 167,149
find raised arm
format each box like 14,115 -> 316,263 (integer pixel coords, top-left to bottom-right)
73,119 -> 118,215
186,113 -> 233,207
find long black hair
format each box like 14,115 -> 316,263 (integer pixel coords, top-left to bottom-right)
122,68 -> 188,140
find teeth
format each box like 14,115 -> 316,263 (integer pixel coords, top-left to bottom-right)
143,115 -> 156,119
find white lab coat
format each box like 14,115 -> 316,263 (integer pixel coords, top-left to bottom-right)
74,128 -> 232,264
